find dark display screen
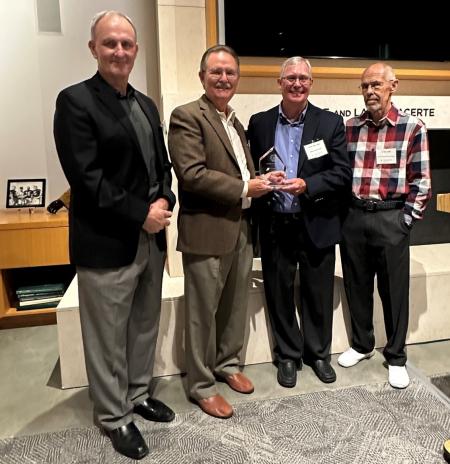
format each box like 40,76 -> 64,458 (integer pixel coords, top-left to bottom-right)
223,3 -> 449,62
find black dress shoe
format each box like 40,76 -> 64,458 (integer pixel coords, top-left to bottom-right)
107,422 -> 149,460
277,360 -> 299,388
134,398 -> 175,422
310,359 -> 336,383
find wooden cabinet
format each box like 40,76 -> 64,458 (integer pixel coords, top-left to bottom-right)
0,209 -> 71,329
437,193 -> 450,213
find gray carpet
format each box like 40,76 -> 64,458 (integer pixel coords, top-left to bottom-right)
1,380 -> 449,463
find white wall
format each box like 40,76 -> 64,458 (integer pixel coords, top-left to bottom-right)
1,1 -> 48,199
156,0 -> 207,276
1,0 -> 159,204
157,0 -> 205,99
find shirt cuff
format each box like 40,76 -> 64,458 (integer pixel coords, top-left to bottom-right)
241,181 -> 249,198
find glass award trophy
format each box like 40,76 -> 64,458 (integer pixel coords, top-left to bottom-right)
259,146 -> 286,187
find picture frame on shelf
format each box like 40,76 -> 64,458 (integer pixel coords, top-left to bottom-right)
6,178 -> 46,208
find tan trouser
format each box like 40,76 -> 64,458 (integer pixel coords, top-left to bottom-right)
183,218 -> 253,400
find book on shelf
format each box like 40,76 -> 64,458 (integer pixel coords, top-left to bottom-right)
16,283 -> 65,298
18,296 -> 62,308
18,292 -> 64,302
16,301 -> 60,311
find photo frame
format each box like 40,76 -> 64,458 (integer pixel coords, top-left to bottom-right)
6,179 -> 46,209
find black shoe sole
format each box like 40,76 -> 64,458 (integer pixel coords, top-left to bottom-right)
277,373 -> 297,388
312,369 -> 337,383
315,375 -> 337,383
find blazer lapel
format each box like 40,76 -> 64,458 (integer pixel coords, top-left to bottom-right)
200,95 -> 239,167
88,74 -> 143,158
265,106 -> 279,152
298,103 -> 320,173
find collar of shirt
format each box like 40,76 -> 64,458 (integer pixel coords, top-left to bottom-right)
278,103 -> 307,126
216,107 -> 235,124
357,104 -> 398,128
96,72 -> 135,100
116,85 -> 135,100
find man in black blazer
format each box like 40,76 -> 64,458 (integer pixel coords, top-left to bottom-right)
248,56 -> 351,388
54,11 -> 176,460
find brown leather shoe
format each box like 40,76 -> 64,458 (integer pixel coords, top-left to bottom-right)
197,394 -> 233,419
224,372 -> 254,394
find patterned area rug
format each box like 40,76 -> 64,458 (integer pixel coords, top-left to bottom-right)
432,373 -> 450,399
1,380 -> 449,463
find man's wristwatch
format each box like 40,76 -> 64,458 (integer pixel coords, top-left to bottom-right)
404,214 -> 413,228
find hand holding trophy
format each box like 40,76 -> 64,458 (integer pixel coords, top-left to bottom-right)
259,146 -> 286,188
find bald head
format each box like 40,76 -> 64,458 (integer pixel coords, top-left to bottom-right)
90,10 -> 137,42
362,62 -> 396,82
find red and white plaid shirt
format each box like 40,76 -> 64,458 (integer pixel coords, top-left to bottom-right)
346,104 -> 431,221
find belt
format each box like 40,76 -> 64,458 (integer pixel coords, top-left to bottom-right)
352,197 -> 404,212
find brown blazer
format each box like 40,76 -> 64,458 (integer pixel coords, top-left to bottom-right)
168,94 -> 255,256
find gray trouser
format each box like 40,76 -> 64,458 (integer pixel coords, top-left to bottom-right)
183,218 -> 253,401
77,231 -> 165,430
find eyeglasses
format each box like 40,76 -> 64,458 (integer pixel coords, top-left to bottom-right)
281,74 -> 311,85
359,80 -> 394,92
207,68 -> 239,80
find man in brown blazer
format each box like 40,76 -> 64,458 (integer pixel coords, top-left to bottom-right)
168,45 -> 275,418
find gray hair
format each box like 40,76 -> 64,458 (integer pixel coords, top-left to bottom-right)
199,45 -> 240,73
280,56 -> 312,79
90,10 -> 137,41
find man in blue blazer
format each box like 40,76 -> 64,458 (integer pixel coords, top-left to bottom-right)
54,11 -> 176,460
247,56 -> 351,388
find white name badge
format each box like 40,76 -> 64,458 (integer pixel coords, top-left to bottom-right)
304,140 -> 328,160
376,148 -> 397,164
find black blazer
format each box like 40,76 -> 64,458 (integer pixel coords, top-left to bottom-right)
247,103 -> 351,249
54,73 -> 176,267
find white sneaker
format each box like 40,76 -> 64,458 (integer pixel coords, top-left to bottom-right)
337,347 -> 375,367
388,365 -> 410,389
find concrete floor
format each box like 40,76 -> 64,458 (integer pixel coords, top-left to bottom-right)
1,325 -> 450,440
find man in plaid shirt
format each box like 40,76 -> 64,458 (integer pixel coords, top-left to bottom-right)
338,63 -> 431,389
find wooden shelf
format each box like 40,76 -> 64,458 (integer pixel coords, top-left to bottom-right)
437,194 -> 450,213
0,209 -> 68,229
0,307 -> 56,329
0,209 -> 70,329
5,306 -> 56,317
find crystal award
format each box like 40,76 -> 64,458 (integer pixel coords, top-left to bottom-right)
258,146 -> 286,186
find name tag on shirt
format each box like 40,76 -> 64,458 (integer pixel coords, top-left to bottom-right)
376,148 -> 397,164
304,140 -> 328,160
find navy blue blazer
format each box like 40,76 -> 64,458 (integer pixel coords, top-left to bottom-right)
54,73 -> 176,267
247,103 -> 351,249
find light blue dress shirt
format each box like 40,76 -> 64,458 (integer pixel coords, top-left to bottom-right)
273,104 -> 307,213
